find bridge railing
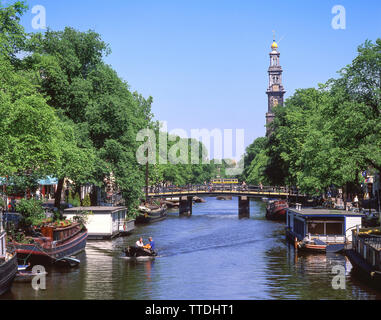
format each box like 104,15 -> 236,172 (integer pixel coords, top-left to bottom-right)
145,185 -> 302,196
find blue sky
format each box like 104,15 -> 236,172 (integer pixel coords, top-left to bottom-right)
19,0 -> 381,159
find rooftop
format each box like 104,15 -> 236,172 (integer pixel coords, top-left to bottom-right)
288,208 -> 365,217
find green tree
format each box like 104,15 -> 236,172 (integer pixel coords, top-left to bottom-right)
0,55 -> 63,180
0,1 -> 27,60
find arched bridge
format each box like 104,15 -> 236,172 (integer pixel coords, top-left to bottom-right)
145,185 -> 307,217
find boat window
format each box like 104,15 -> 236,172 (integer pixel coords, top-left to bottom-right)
326,222 -> 343,235
308,222 -> 325,235
294,219 -> 305,237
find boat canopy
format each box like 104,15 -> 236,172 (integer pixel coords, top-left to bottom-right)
287,208 -> 365,218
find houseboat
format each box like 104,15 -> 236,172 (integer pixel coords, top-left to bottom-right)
286,207 -> 364,252
136,204 -> 167,224
266,200 -> 288,221
345,227 -> 381,288
12,221 -> 87,265
64,206 -> 134,240
0,231 -> 18,295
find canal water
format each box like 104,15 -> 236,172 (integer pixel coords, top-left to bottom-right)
3,197 -> 381,300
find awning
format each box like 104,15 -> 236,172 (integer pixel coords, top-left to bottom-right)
0,176 -> 58,186
38,176 -> 58,186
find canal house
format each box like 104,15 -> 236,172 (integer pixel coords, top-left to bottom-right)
64,206 -> 134,240
286,207 -> 364,252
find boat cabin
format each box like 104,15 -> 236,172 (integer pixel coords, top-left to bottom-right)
64,206 -> 134,240
286,208 -> 364,244
39,223 -> 82,243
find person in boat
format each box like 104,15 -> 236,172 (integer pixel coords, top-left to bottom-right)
148,237 -> 155,250
143,237 -> 153,250
136,237 -> 144,248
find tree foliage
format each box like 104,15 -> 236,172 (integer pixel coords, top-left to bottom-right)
242,39 -> 381,196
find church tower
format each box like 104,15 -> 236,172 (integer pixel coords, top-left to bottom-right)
266,40 -> 286,136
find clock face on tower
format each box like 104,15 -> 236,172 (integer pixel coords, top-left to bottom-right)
272,84 -> 279,91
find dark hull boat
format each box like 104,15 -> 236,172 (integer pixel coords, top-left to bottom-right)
122,246 -> 157,260
136,205 -> 167,224
266,200 -> 288,221
344,228 -> 381,289
0,254 -> 17,295
0,232 -> 18,296
344,247 -> 381,290
12,222 -> 87,265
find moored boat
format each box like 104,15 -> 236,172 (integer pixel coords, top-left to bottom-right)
345,227 -> 381,288
193,196 -> 206,203
11,221 -> 87,265
136,204 -> 167,224
286,207 -> 364,253
216,195 -> 232,201
0,231 -> 18,295
266,200 -> 288,221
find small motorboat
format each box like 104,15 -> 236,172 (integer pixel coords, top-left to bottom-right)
122,246 -> 158,260
14,270 -> 48,283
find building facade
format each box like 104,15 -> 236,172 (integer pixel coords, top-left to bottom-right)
266,40 -> 286,136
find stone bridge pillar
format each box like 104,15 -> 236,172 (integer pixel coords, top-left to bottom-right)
239,196 -> 250,218
179,196 -> 193,216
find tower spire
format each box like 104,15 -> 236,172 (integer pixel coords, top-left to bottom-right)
265,36 -> 286,136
